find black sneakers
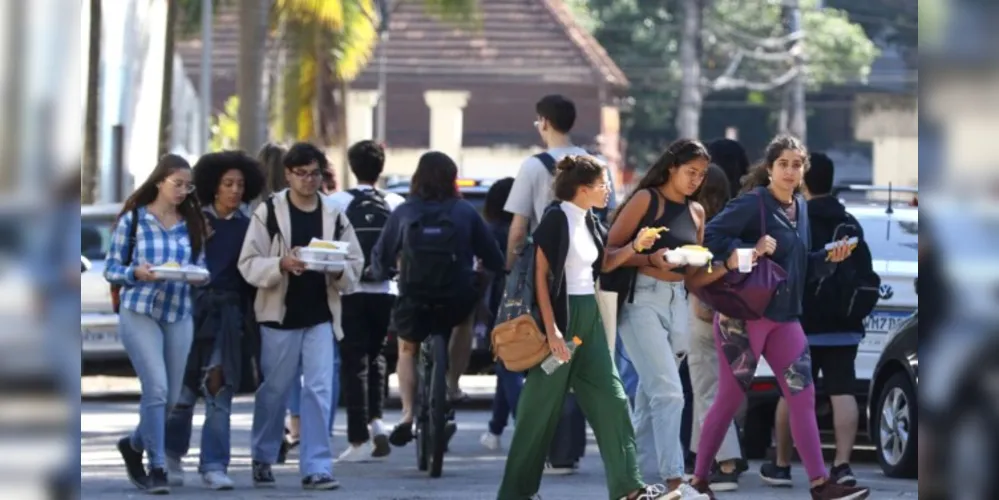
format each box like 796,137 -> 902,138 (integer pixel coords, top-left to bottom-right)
708,463 -> 740,492
810,481 -> 870,500
759,461 -> 793,487
302,474 -> 340,490
830,463 -> 857,486
389,422 -> 414,447
252,461 -> 276,488
146,468 -> 170,495
117,436 -> 148,491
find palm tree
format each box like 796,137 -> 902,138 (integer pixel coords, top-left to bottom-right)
82,0 -> 101,204
243,0 -> 478,153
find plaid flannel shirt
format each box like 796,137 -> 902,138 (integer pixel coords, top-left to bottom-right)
103,207 -> 206,323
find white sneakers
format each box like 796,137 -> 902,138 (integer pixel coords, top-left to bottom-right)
480,431 -> 501,451
166,457 -> 185,486
664,483 -> 710,500
337,420 -> 393,463
337,442 -> 377,463
201,471 -> 235,491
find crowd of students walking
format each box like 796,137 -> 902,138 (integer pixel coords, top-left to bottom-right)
103,92 -> 875,500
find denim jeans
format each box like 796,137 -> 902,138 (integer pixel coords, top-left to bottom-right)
615,336 -> 639,405
252,322 -> 336,477
488,361 -> 525,436
617,275 -> 689,482
164,346 -> 233,472
118,308 -> 194,469
287,338 -> 340,433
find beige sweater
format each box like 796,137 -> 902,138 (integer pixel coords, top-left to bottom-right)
238,190 -> 364,340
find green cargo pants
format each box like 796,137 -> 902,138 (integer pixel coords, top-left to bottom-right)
497,294 -> 645,500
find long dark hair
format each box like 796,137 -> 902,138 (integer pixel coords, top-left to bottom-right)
740,135 -> 809,194
706,138 -> 750,199
696,164 -> 732,221
258,143 -> 287,195
484,177 -> 515,224
613,138 -> 710,221
119,154 -> 207,258
410,151 -> 459,202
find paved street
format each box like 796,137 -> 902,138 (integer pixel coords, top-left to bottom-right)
82,396 -> 917,499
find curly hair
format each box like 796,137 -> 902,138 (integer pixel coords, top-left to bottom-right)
192,150 -> 266,206
552,155 -> 605,201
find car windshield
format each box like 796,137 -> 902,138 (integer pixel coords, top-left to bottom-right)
851,211 -> 918,262
387,187 -> 487,215
82,214 -> 116,261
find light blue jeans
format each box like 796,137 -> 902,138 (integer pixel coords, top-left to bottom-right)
164,347 -> 233,473
616,337 -> 639,405
287,338 -> 340,433
617,275 -> 689,482
118,308 -> 194,469
252,322 -> 336,477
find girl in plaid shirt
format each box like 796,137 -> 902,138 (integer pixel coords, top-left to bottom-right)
104,154 -> 209,494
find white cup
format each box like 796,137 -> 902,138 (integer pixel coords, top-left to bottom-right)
736,248 -> 754,273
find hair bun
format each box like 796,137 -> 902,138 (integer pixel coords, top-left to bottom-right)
555,155 -> 579,172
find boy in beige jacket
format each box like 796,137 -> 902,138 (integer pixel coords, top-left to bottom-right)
238,143 -> 363,491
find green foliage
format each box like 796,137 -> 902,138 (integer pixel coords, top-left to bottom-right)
210,95 -> 240,151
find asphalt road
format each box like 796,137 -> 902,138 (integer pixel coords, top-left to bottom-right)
81,397 -> 918,499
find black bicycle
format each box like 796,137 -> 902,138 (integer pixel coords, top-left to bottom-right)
415,332 -> 449,477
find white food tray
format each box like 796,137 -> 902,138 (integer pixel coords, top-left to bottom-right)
665,247 -> 714,266
151,265 -> 210,282
299,239 -> 350,262
302,259 -> 345,273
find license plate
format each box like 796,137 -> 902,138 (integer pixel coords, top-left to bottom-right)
82,329 -> 119,344
863,310 -> 911,334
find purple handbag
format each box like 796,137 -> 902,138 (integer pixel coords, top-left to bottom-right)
693,194 -> 787,320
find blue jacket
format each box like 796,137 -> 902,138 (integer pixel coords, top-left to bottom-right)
370,198 -> 505,285
703,187 -> 836,322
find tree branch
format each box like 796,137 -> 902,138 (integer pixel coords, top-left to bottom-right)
705,18 -> 803,51
713,41 -> 794,63
703,66 -> 799,92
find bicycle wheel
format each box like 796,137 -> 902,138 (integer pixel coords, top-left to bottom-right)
428,334 -> 448,478
415,346 -> 429,472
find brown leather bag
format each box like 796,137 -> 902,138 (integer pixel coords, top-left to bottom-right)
491,314 -> 549,372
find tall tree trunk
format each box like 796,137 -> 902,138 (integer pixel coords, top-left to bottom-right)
82,0 -> 102,203
158,0 -> 178,158
675,0 -> 703,139
238,0 -> 267,153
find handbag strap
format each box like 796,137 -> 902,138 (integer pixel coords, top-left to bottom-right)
757,191 -> 768,238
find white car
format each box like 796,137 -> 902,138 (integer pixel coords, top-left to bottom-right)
739,188 -> 919,458
81,203 -> 127,366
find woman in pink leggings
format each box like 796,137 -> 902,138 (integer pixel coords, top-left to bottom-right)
688,136 -> 869,500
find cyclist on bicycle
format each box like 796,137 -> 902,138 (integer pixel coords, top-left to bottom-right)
369,151 -> 505,448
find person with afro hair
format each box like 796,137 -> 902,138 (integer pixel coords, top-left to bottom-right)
163,150 -> 264,490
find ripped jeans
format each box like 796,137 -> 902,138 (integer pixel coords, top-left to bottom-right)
693,315 -> 827,482
165,345 -> 233,473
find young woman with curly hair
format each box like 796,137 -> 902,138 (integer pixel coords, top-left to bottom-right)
163,151 -> 264,490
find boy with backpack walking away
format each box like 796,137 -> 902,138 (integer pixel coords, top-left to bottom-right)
760,152 -> 881,489
239,143 -> 364,491
326,141 -> 406,462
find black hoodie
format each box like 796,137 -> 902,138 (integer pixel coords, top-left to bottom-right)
800,196 -> 874,338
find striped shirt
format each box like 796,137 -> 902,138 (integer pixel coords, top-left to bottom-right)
103,206 -> 206,323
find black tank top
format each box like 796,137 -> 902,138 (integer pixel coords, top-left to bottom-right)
648,195 -> 698,252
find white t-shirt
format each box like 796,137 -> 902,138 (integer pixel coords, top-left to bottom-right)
561,201 -> 598,295
325,185 -> 406,295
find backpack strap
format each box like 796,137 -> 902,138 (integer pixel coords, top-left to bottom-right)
334,212 -> 345,241
535,152 -> 557,175
265,195 -> 279,242
122,208 -> 140,266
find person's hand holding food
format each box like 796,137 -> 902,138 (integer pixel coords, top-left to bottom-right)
633,226 -> 668,252
650,247 -> 682,271
280,249 -> 307,276
133,263 -> 157,282
826,237 -> 854,263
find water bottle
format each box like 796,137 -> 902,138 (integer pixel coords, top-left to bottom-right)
540,336 -> 582,374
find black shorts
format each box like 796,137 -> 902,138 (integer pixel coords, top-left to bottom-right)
809,345 -> 858,396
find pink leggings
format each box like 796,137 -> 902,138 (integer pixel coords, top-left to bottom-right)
694,315 -> 827,482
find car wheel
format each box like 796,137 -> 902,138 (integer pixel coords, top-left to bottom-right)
873,372 -> 918,478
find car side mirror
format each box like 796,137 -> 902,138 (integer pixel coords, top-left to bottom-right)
81,256 -> 92,273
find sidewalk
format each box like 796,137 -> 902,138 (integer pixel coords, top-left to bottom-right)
81,373 -> 499,406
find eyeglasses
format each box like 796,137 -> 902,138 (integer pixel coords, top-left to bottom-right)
168,180 -> 195,194
588,182 -> 609,191
290,169 -> 322,179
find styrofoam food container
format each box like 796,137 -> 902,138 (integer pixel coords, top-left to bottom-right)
299,240 -> 349,262
151,264 -> 210,282
665,247 -> 713,267
302,259 -> 345,273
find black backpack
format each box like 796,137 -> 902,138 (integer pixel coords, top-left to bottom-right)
398,201 -> 464,305
345,189 -> 392,282
809,216 -> 882,324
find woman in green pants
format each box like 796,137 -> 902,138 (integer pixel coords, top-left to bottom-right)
497,155 -> 681,500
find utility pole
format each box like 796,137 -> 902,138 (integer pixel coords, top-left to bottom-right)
200,0 -> 213,154
374,0 -> 391,143
788,0 -> 807,141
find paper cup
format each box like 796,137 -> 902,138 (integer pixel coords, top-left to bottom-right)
736,248 -> 754,273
